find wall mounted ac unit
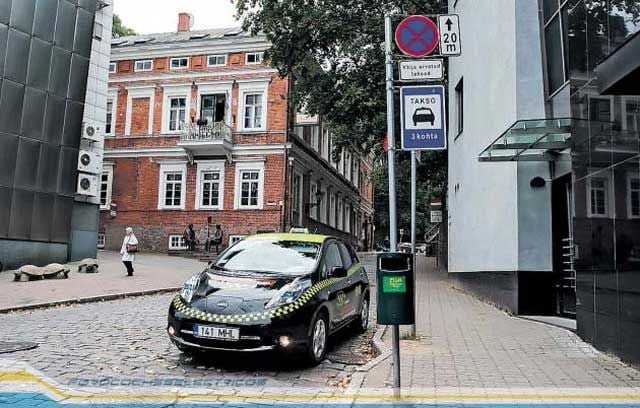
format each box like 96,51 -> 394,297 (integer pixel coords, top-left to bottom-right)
82,120 -> 102,142
77,150 -> 102,174
77,173 -> 99,197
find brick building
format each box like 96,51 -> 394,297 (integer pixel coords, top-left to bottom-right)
99,13 -> 374,253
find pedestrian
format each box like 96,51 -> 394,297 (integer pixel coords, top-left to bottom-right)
120,227 -> 138,276
184,224 -> 196,251
212,224 -> 224,253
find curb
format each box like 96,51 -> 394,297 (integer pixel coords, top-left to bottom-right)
355,324 -> 390,372
0,287 -> 181,314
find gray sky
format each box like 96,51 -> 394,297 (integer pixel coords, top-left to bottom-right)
113,0 -> 240,34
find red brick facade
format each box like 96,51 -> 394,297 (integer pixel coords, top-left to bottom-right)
100,22 -> 374,253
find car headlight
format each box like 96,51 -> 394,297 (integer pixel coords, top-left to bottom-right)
181,274 -> 201,304
265,279 -> 312,309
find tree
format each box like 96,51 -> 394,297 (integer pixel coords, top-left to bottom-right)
236,0 -> 448,242
112,14 -> 136,38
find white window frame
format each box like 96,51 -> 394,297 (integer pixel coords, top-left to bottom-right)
161,85 -> 191,134
337,197 -> 344,231
99,164 -> 114,210
207,54 -> 227,67
229,235 -> 246,246
109,62 -> 116,73
587,174 -> 612,218
320,186 -> 327,224
97,233 -> 105,249
238,81 -> 269,131
195,81 -> 233,126
134,59 -> 153,72
105,89 -> 118,136
622,96 -> 640,132
195,160 -> 225,210
158,162 -> 187,210
310,180 -> 318,220
105,99 -> 115,136
292,171 -> 303,225
125,86 -> 155,136
170,57 -> 190,70
627,173 -> 640,219
245,51 -> 264,65
322,128 -> 330,161
329,191 -> 336,228
168,235 -> 188,250
345,203 -> 351,233
234,161 -> 265,210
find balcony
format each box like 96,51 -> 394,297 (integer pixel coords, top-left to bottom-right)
177,122 -> 233,159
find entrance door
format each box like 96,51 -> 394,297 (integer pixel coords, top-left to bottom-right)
552,174 -> 576,316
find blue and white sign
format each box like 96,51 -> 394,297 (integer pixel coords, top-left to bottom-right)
400,85 -> 447,150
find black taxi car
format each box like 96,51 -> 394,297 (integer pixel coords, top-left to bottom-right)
167,232 -> 370,364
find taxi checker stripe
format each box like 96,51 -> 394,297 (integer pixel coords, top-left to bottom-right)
174,264 -> 362,323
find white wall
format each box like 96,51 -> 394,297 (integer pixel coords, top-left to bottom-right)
447,0 -> 552,273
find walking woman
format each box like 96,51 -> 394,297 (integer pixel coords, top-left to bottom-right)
120,227 -> 138,276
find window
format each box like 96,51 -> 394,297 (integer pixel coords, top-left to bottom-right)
169,97 -> 187,131
158,163 -> 186,210
589,177 -> 609,217
97,233 -> 105,249
195,161 -> 225,210
134,60 -> 153,72
310,181 -> 318,220
338,242 -> 355,269
200,94 -> 226,124
245,52 -> 264,65
105,100 -> 114,135
170,57 -> 189,70
543,0 -> 569,94
345,203 -> 351,233
337,198 -> 343,230
329,192 -> 336,228
99,167 -> 113,210
229,235 -> 246,246
94,22 -> 103,40
322,129 -> 330,161
292,173 -> 302,225
320,186 -> 328,223
589,97 -> 612,122
109,63 -> 116,73
629,175 -> 640,219
208,55 -> 227,67
235,162 -> 265,209
623,98 -> 640,131
169,235 -> 188,250
455,78 -> 463,136
321,242 -> 343,278
243,93 -> 264,130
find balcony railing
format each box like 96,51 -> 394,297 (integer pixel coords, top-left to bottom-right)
181,122 -> 233,143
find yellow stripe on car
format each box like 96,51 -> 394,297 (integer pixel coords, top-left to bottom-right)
173,263 -> 362,324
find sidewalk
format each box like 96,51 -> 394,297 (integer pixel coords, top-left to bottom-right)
0,251 -> 205,312
360,256 -> 640,390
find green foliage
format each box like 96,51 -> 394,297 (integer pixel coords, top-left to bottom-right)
112,14 -> 136,38
236,0 -> 448,240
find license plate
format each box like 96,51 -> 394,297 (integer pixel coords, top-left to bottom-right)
192,325 -> 240,341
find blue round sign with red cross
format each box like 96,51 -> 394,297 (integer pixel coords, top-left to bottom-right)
395,15 -> 439,57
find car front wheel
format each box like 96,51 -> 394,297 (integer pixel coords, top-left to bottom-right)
306,311 -> 329,365
354,296 -> 370,334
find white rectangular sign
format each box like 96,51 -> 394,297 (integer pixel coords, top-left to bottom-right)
430,210 -> 443,223
438,14 -> 461,56
399,59 -> 443,81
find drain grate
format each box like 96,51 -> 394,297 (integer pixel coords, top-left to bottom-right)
0,342 -> 39,354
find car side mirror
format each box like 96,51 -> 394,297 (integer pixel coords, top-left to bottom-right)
330,266 -> 348,278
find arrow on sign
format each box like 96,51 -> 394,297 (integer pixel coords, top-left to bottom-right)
445,18 -> 453,31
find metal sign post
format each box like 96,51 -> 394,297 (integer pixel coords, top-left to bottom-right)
409,150 -> 417,338
384,14 -> 401,399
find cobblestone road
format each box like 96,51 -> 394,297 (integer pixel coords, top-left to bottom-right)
0,256 -> 378,391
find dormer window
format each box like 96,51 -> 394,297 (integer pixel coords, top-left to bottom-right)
170,57 -> 189,70
134,59 -> 153,72
208,55 -> 227,67
245,52 -> 264,65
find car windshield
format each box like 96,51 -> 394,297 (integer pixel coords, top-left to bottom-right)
214,238 -> 321,276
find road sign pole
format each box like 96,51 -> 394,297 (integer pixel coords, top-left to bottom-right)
384,13 -> 401,398
409,150 -> 417,338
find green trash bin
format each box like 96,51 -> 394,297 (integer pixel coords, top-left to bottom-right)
376,253 -> 415,325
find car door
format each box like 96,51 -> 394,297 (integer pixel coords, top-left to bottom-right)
320,241 -> 350,326
337,241 -> 362,321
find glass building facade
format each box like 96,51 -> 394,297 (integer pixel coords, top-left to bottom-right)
0,0 -> 98,270
545,0 -> 640,367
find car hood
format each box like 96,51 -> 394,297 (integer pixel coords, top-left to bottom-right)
189,271 -> 305,315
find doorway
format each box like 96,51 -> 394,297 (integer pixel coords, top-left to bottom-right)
200,94 -> 226,124
551,173 -> 576,317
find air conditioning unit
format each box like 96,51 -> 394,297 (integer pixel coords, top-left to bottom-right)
82,120 -> 102,142
77,150 -> 102,174
77,173 -> 99,197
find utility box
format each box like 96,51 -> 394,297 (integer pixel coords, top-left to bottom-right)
376,253 -> 415,325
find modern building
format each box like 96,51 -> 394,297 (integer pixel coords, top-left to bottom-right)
99,13 -> 374,253
0,0 -> 112,271
447,0 -> 639,366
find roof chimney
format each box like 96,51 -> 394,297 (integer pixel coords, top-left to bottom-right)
178,13 -> 194,32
